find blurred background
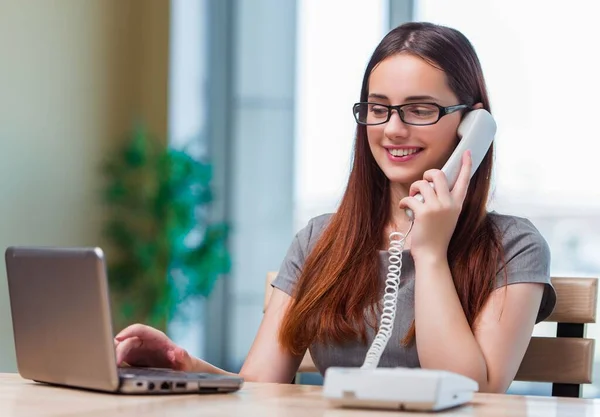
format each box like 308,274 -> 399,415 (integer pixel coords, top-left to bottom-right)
1,0 -> 599,397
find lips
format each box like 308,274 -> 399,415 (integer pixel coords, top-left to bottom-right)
384,147 -> 424,162
386,147 -> 422,157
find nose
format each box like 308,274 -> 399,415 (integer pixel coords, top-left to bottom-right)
383,110 -> 410,141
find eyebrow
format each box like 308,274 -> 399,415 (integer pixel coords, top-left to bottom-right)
368,93 -> 389,100
367,93 -> 440,102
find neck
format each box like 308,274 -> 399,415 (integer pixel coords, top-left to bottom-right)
388,182 -> 411,227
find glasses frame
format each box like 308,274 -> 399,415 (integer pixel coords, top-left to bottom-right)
353,102 -> 470,126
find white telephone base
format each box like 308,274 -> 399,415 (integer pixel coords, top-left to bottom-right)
322,367 -> 479,412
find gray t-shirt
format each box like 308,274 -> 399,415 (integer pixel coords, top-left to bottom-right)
271,212 -> 557,375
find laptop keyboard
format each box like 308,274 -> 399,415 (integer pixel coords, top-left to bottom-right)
119,367 -> 209,380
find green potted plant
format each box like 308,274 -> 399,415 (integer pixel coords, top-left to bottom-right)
102,125 -> 230,332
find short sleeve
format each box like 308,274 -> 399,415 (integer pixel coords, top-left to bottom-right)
495,215 -> 557,323
271,214 -> 332,297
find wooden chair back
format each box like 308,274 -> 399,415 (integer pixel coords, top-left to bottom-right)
514,277 -> 597,397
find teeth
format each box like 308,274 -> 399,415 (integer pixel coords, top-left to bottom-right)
389,148 -> 420,157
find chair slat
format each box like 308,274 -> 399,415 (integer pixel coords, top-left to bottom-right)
546,278 -> 598,324
515,337 -> 595,384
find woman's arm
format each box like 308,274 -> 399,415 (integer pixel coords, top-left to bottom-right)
413,256 -> 544,392
238,288 -> 305,382
399,152 -> 546,392
188,288 -> 304,382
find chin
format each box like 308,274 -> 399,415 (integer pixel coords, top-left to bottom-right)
376,155 -> 427,186
382,170 -> 421,185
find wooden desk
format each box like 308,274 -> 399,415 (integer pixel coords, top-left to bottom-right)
1,373 -> 598,416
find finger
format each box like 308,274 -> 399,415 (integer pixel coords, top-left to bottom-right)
399,194 -> 424,214
409,180 -> 438,205
166,348 -> 191,371
115,323 -> 159,342
423,169 -> 451,204
450,150 -> 472,202
115,336 -> 142,366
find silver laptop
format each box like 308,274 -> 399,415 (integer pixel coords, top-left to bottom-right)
5,246 -> 244,394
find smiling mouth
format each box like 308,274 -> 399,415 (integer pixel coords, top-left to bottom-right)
387,148 -> 423,157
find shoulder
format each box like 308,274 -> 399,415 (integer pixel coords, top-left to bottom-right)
271,213 -> 334,295
305,213 -> 334,234
489,211 -> 556,322
488,211 -> 544,236
488,211 -> 551,267
295,213 -> 335,254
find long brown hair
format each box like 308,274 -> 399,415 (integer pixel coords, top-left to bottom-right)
279,22 -> 504,355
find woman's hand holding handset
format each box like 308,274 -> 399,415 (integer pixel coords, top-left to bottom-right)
399,150 -> 472,264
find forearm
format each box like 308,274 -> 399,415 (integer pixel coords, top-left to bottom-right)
189,357 -> 240,378
190,352 -> 298,383
413,257 -> 489,390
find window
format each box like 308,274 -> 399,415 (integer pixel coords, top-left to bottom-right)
294,0 -> 388,230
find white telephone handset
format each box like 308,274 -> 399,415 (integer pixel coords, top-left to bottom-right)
405,109 -> 497,220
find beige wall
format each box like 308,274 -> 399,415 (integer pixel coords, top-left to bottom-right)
0,0 -> 170,372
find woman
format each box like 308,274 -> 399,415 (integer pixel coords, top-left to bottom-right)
114,22 -> 556,393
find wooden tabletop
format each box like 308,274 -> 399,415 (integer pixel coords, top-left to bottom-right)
1,373 -> 599,416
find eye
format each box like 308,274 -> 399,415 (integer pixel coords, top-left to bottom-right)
368,104 -> 389,118
403,104 -> 437,119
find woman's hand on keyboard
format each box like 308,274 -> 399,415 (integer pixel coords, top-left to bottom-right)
114,323 -> 193,371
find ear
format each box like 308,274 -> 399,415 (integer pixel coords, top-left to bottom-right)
471,102 -> 484,110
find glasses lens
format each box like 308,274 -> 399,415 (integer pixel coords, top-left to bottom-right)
400,103 -> 439,125
354,103 -> 389,125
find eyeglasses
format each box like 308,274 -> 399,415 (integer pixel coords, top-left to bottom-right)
352,102 -> 470,126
